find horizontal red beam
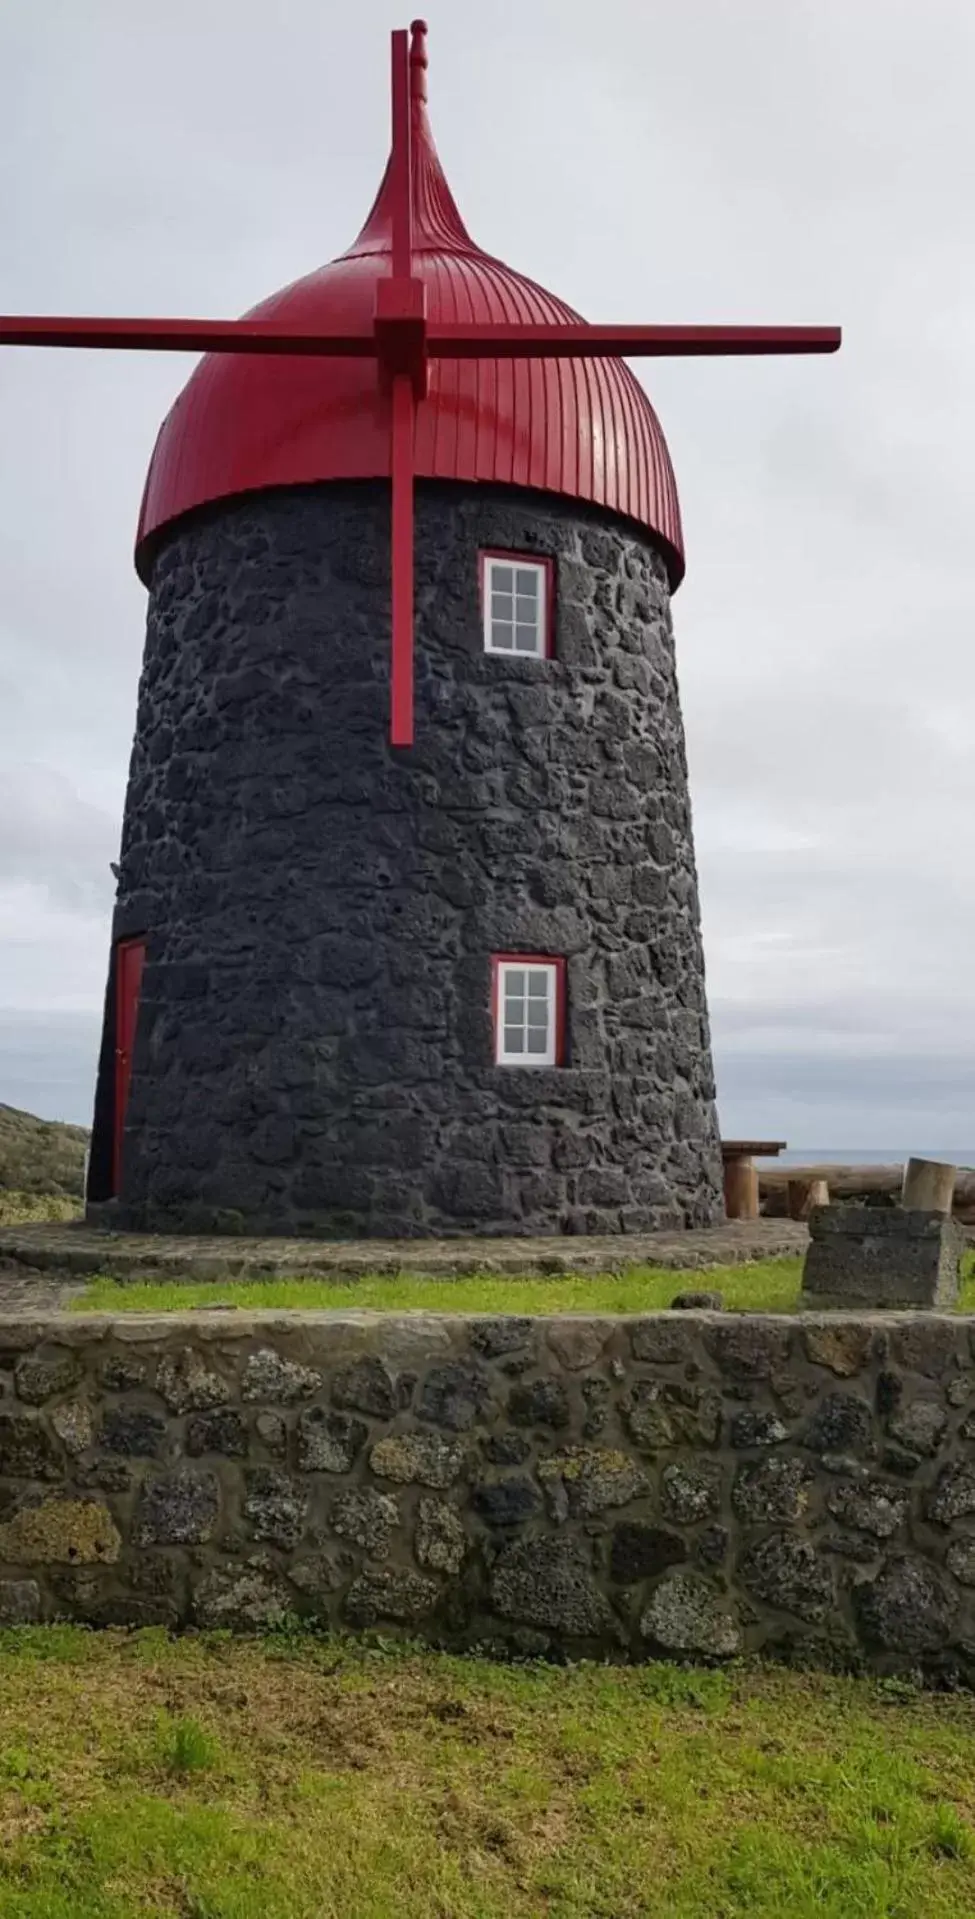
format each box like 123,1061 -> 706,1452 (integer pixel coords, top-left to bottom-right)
429,323 -> 842,358
0,315 -> 841,359
0,317 -> 378,355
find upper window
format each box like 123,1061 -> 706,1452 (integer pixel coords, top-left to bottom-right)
481,553 -> 552,659
492,956 -> 565,1067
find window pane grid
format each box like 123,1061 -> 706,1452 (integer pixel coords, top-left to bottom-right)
484,557 -> 547,658
496,961 -> 558,1067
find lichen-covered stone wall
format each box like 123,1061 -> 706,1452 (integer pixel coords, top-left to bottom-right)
89,480 -> 721,1237
5,1310 -> 975,1678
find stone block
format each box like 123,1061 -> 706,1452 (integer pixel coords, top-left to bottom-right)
732,1456 -> 811,1524
854,1555 -> 957,1655
331,1357 -> 397,1420
801,1206 -> 964,1308
136,1470 -> 220,1546
194,1567 -> 291,1631
0,1499 -> 120,1565
369,1430 -> 467,1487
186,1408 -> 249,1458
15,1350 -> 83,1406
610,1523 -> 686,1583
156,1348 -> 231,1413
661,1459 -> 722,1523
344,1568 -> 440,1626
297,1408 -> 367,1473
508,1378 -> 571,1430
0,1413 -> 62,1480
101,1407 -> 168,1458
243,1470 -> 308,1548
419,1362 -> 493,1432
490,1535 -> 616,1638
640,1572 -> 741,1659
414,1498 -> 466,1573
537,1447 -> 648,1518
472,1476 -> 542,1527
0,1578 -> 42,1624
242,1349 -> 323,1403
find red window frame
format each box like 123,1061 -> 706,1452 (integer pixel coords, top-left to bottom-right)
491,954 -> 566,1067
479,550 -> 555,660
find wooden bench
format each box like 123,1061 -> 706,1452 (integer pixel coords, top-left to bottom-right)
721,1139 -> 787,1221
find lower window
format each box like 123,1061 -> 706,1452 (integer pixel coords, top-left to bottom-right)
492,955 -> 565,1067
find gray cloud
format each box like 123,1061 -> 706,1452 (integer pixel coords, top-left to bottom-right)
1,0 -> 972,1146
0,764 -> 116,913
0,1011 -> 100,1126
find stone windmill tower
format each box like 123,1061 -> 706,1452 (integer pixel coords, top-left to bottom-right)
65,25 -> 835,1238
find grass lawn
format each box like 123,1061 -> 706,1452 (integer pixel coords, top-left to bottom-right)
72,1257 -> 803,1316
72,1253 -> 975,1316
0,1627 -> 974,1918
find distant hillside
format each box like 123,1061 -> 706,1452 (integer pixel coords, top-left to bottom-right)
0,1102 -> 89,1199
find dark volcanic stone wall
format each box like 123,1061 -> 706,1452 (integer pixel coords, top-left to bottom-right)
91,481 -> 722,1236
3,1308 -> 975,1680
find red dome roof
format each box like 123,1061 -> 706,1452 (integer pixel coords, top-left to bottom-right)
135,28 -> 684,584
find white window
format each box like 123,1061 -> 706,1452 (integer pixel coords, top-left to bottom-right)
493,958 -> 563,1067
482,554 -> 550,658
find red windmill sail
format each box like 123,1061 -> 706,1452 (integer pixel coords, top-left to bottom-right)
0,20 -> 840,747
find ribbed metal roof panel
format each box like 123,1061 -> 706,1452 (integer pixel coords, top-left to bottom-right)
135,45 -> 684,584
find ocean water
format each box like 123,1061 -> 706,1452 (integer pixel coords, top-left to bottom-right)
759,1149 -> 975,1170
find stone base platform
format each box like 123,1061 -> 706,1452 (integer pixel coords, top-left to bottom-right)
0,1218 -> 807,1288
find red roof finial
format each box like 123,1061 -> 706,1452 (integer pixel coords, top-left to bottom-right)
345,19 -> 475,258
409,20 -> 429,105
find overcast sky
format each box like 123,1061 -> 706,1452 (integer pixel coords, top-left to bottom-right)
0,0 -> 972,1148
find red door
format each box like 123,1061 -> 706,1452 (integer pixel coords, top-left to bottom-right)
113,937 -> 146,1193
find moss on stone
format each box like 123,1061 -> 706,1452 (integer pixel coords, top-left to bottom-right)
0,1499 -> 120,1565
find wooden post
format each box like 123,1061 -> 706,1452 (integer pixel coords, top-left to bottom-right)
724,1156 -> 759,1221
721,1141 -> 787,1222
901,1157 -> 956,1214
787,1177 -> 830,1220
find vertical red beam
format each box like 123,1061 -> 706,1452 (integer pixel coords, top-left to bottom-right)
388,27 -> 415,746
113,936 -> 146,1193
390,373 -> 415,747
389,28 -> 413,278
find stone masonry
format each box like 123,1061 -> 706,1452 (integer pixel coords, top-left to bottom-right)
4,1307 -> 975,1679
803,1206 -> 965,1308
87,481 -> 722,1237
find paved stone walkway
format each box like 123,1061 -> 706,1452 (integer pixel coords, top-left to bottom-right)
0,1218 -> 807,1304
0,1263 -> 85,1312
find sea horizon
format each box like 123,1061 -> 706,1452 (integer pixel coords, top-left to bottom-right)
758,1148 -> 975,1168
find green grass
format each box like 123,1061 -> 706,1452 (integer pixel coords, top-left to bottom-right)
153,1712 -> 222,1777
0,1626 -> 974,1916
72,1252 -> 975,1316
73,1257 -> 804,1315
